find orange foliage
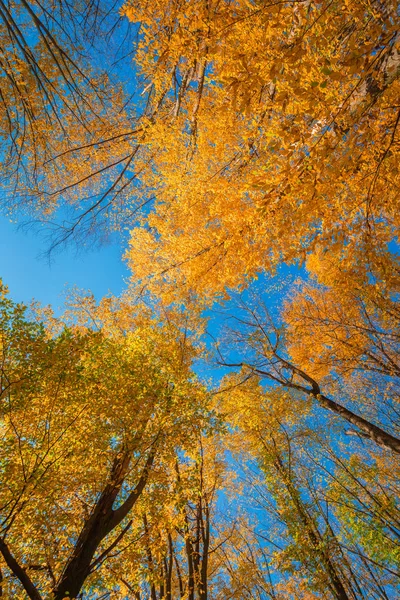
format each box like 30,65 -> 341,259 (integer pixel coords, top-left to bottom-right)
121,0 -> 400,302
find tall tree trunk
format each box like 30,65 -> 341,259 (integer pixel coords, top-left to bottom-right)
248,358 -> 400,454
52,446 -> 156,600
143,513 -> 157,600
184,530 -> 195,600
199,505 -> 209,600
165,533 -> 174,600
273,454 -> 351,600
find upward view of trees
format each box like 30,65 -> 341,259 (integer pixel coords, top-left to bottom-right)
0,0 -> 399,598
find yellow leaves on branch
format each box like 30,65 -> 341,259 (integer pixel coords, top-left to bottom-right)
283,243 -> 400,381
121,0 -> 400,303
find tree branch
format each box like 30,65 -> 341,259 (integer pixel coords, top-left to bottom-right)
0,537 -> 42,600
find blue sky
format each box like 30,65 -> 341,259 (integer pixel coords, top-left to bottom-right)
1,215 -> 129,311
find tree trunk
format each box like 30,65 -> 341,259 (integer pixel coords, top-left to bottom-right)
273,454 -> 351,600
249,359 -> 400,454
314,392 -> 400,455
52,447 -> 155,600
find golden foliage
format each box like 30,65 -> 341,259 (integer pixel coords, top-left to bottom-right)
121,0 -> 400,303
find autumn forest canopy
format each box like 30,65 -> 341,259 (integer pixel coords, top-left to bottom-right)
0,0 -> 399,598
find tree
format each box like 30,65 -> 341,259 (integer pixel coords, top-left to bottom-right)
0,0 -> 152,248
0,283 -> 211,598
120,0 -> 399,305
221,378 -> 400,598
216,294 -> 400,453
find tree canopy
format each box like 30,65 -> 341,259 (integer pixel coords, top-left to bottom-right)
0,0 -> 399,598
